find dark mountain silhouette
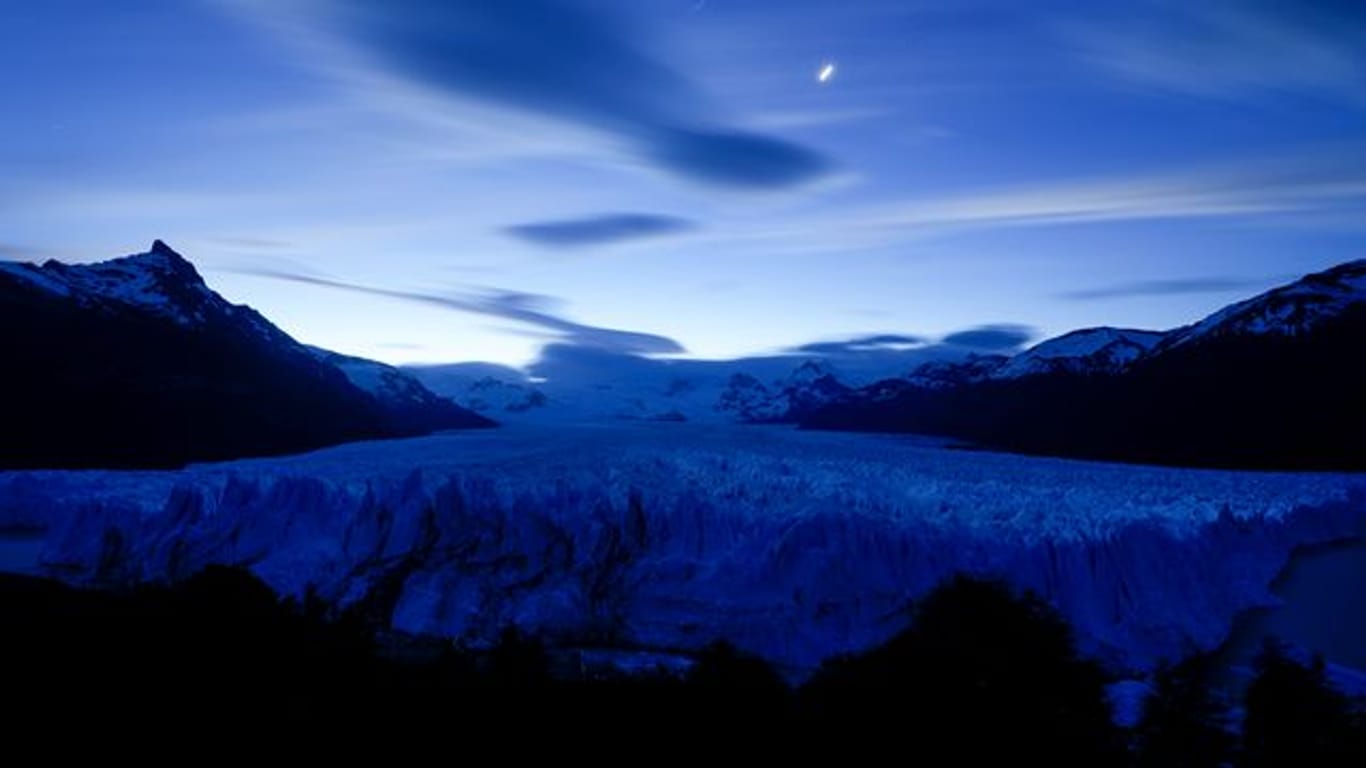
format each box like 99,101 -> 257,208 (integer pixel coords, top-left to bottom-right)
0,241 -> 491,469
806,260 -> 1366,471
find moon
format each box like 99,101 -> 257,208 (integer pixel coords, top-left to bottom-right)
817,62 -> 837,84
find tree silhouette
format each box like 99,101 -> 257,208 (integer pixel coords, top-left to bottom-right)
1133,653 -> 1235,768
801,576 -> 1124,763
1241,641 -> 1364,767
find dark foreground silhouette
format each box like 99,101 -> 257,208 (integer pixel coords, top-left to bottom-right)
3,568 -> 1364,760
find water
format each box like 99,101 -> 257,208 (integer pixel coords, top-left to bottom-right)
0,530 -> 45,575
1224,536 -> 1366,671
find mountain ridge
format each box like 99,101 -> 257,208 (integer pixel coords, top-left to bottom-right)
805,260 -> 1366,470
0,241 -> 490,469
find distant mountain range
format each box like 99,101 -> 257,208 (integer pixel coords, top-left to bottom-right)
406,345 -> 946,425
0,241 -> 490,469
409,260 -> 1366,472
7,242 -> 1359,471
807,260 -> 1366,470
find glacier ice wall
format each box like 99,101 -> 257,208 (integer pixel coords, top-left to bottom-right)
5,424 -> 1364,674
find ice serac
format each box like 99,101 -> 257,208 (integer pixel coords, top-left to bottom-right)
13,425 -> 1364,675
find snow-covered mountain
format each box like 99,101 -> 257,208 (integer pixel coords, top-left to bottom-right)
305,347 -> 495,434
715,360 -> 853,422
412,344 -> 972,425
712,373 -> 782,421
0,240 -> 284,337
906,354 -> 1009,389
893,262 -> 1365,388
6,423 -> 1362,675
992,328 -> 1165,379
404,362 -> 549,418
462,376 -> 550,415
807,259 -> 1366,470
0,241 -> 489,469
1164,259 -> 1366,349
415,265 -> 1366,428
898,330 -> 1162,389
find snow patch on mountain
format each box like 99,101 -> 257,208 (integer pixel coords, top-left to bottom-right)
0,240 -> 295,350
412,342 -> 979,425
906,354 -> 1008,389
5,424 -> 1362,674
0,241 -> 229,327
464,377 -> 550,414
1169,260 -> 1366,349
994,328 -> 1166,379
713,373 -> 781,421
715,360 -> 854,422
306,347 -> 444,407
405,363 -> 549,417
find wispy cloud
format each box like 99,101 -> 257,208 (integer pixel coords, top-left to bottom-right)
0,242 -> 81,262
1067,1 -> 1366,103
504,213 -> 696,249
1058,276 -> 1270,301
203,236 -> 296,251
893,159 -> 1366,228
234,267 -> 685,355
705,148 -> 1366,254
245,0 -> 830,188
744,106 -> 895,131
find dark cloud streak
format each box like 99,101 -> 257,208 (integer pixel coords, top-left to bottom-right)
236,267 -> 685,354
1058,276 -> 1267,301
305,0 -> 829,188
940,324 -> 1035,351
505,213 -> 695,248
791,334 -> 926,355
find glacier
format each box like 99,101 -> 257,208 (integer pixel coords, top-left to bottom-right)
2,423 -> 1363,675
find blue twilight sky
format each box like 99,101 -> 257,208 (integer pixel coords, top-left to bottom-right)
3,0 -> 1365,366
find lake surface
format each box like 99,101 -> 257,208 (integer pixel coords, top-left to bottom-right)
0,530 -> 44,575
1225,535 -> 1366,671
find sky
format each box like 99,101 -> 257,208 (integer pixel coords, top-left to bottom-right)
2,0 -> 1365,366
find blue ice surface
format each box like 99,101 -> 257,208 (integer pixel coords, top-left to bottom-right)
2,422 -> 1363,677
